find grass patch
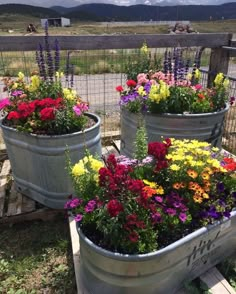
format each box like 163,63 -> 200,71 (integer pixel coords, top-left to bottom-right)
0,216 -> 76,294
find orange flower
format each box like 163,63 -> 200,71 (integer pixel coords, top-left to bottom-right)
198,93 -> 205,99
203,167 -> 213,175
193,193 -> 203,203
143,186 -> 156,198
180,182 -> 186,188
189,182 -> 200,191
173,182 -> 181,189
187,169 -> 198,179
201,172 -> 210,180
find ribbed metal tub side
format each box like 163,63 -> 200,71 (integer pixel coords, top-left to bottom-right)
77,210 -> 236,294
1,113 -> 101,209
120,106 -> 229,158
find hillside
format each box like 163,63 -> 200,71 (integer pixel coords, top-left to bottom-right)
0,2 -> 236,21
0,4 -> 59,18
62,2 -> 236,21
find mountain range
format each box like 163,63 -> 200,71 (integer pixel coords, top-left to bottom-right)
1,2 -> 236,21
0,0 -> 235,7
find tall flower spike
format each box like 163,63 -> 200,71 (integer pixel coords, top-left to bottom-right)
54,39 -> 60,72
44,21 -> 54,81
173,48 -> 179,83
177,49 -> 184,81
163,49 -> 168,76
70,64 -> 74,88
167,51 -> 172,74
65,52 -> 70,85
37,43 -> 47,80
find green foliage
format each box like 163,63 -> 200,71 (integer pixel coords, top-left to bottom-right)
133,117 -> 148,160
125,43 -> 161,81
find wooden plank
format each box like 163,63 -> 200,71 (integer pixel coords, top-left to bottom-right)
0,33 -> 232,51
0,160 -> 11,179
0,208 -> 64,225
0,160 -> 11,218
6,184 -> 23,216
208,47 -> 230,87
21,195 -> 36,213
199,267 -> 236,294
0,190 -> 5,218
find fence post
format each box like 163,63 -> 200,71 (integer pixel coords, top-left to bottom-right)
207,33 -> 233,87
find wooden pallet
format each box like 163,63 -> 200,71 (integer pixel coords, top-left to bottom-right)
0,159 -> 63,225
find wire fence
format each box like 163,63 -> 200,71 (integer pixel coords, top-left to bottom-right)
0,47 -> 235,153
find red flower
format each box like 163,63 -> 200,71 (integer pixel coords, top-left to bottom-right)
107,199 -> 124,217
40,107 -> 55,120
148,142 -> 169,160
126,80 -> 137,88
7,111 -> 20,120
116,85 -> 124,92
37,98 -> 56,108
17,102 -> 35,118
128,231 -> 139,243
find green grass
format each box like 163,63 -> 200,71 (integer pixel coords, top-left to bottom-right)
0,216 -> 76,294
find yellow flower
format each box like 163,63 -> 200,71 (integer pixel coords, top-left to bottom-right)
55,71 -> 64,78
170,164 -> 180,171
12,83 -> 18,89
156,186 -> 164,195
143,179 -> 157,189
18,72 -> 24,80
195,69 -> 201,80
29,75 -> 40,92
223,78 -> 229,88
214,73 -> 224,86
137,86 -> 146,96
89,158 -> 104,172
72,162 -> 86,177
63,88 -> 77,101
140,42 -> 148,54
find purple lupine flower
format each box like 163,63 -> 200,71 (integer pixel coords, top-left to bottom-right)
75,214 -> 83,222
163,49 -> 168,75
70,64 -> 74,88
54,39 -> 60,72
168,51 -> 172,74
179,212 -> 187,222
85,200 -> 96,213
37,43 -> 47,80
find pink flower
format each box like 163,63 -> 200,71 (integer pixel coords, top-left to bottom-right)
194,84 -> 203,90
0,98 -> 11,110
73,103 -> 89,116
137,73 -> 149,85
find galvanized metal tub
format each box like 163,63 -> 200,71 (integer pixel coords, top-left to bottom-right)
120,105 -> 229,158
0,112 -> 101,209
77,210 -> 236,294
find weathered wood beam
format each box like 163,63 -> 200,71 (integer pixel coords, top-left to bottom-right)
0,33 -> 232,51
